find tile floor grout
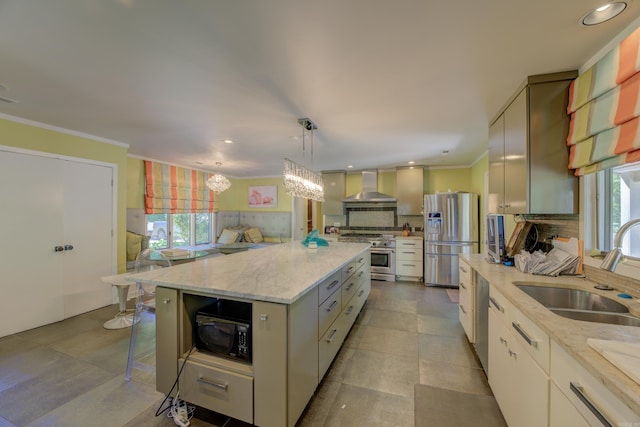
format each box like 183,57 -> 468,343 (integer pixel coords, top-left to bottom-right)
0,280 -> 494,427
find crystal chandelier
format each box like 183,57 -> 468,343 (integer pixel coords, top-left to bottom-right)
283,118 -> 324,202
206,162 -> 231,193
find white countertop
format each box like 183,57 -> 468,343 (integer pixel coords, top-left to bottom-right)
461,253 -> 640,415
127,241 -> 370,305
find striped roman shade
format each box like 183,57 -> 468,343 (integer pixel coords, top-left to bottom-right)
144,160 -> 215,214
567,26 -> 640,175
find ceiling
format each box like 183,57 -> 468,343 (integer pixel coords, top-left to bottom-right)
1,1 -> 639,178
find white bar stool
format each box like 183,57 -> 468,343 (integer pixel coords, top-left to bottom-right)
101,273 -> 139,329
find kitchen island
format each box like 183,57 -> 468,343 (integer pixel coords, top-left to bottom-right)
128,241 -> 371,427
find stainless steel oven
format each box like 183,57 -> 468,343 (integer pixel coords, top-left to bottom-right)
370,238 -> 396,282
338,233 -> 396,282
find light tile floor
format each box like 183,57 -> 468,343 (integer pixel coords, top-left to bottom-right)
0,280 -> 494,426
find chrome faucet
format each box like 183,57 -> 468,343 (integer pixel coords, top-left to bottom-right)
600,218 -> 640,272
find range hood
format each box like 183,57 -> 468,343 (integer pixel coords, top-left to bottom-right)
343,170 -> 396,202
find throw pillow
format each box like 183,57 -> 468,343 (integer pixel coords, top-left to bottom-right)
218,228 -> 240,244
244,227 -> 264,243
126,231 -> 143,261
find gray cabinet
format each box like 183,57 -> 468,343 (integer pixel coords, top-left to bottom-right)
396,166 -> 424,215
488,72 -> 578,214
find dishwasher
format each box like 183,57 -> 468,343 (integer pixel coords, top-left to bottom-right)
474,273 -> 490,374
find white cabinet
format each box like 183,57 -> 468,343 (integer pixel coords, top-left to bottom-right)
488,285 -> 549,427
550,340 -> 640,427
396,167 -> 424,215
0,148 -> 115,337
488,72 -> 578,214
395,237 -> 423,281
458,261 -> 475,342
321,172 -> 346,216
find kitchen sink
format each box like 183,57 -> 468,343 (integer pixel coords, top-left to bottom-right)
514,282 -> 640,327
514,283 -> 629,313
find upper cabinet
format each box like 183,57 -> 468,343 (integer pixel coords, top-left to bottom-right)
396,167 -> 424,215
488,72 -> 579,214
321,172 -> 346,215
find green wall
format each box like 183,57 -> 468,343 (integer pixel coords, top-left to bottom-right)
424,167 -> 473,194
471,154 -> 489,252
0,117 -> 129,272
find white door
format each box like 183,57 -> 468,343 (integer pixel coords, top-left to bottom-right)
0,150 -> 65,337
63,160 -> 114,317
0,149 -> 116,337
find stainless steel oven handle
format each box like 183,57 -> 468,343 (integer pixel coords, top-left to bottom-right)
197,376 -> 228,390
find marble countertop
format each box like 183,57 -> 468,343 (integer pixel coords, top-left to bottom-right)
461,253 -> 640,415
126,241 -> 370,305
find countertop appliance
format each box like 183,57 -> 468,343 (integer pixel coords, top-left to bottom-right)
339,233 -> 396,281
424,193 -> 478,287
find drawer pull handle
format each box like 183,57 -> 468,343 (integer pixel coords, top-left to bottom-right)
345,282 -> 355,291
358,270 -> 365,278
489,296 -> 504,313
404,242 -> 416,246
357,257 -> 365,264
570,382 -> 613,427
512,322 -> 538,348
163,298 -> 171,304
327,300 -> 338,312
260,314 -> 268,321
508,349 -> 517,359
459,304 -> 467,314
403,251 -> 416,254
499,337 -> 507,345
460,266 -> 467,273
346,266 -> 354,274
326,328 -> 338,343
357,289 -> 365,297
327,280 -> 340,290
402,263 -> 415,267
346,305 -> 355,315
459,282 -> 467,290
197,376 -> 228,390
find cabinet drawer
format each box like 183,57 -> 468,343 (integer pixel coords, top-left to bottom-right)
510,304 -> 549,373
179,359 -> 254,424
354,252 -> 370,272
341,260 -> 357,281
396,238 -> 423,249
318,270 -> 342,304
458,262 -> 472,289
551,340 -> 640,427
395,262 -> 423,277
342,271 -> 364,305
319,289 -> 342,336
488,286 -> 510,323
319,318 -> 348,380
396,248 -> 422,261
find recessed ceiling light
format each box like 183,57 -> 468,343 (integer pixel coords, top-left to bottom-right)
223,139 -> 234,144
441,150 -> 449,156
347,165 -> 354,169
408,161 -> 415,165
580,1 -> 629,26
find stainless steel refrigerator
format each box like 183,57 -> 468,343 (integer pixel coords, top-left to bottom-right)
423,192 -> 479,287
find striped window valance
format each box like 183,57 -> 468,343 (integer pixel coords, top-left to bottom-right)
144,160 -> 215,214
567,26 -> 640,176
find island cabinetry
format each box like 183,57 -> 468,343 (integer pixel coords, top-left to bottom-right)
550,340 -> 640,427
395,237 -> 423,281
458,260 -> 475,342
488,285 -> 549,427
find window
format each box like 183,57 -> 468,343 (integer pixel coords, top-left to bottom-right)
596,161 -> 640,259
146,213 -> 213,249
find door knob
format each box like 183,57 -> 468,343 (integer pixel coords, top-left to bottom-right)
54,246 -> 64,252
64,245 -> 74,251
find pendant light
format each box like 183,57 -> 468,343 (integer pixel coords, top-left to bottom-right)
206,162 -> 231,193
283,118 -> 325,202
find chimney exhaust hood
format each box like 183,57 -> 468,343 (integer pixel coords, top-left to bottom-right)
343,170 -> 396,202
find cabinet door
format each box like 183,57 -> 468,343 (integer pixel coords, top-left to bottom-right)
396,167 -> 424,215
63,160 -> 114,317
0,150 -> 65,337
488,115 -> 505,213
321,172 -> 345,216
503,88 -> 528,213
